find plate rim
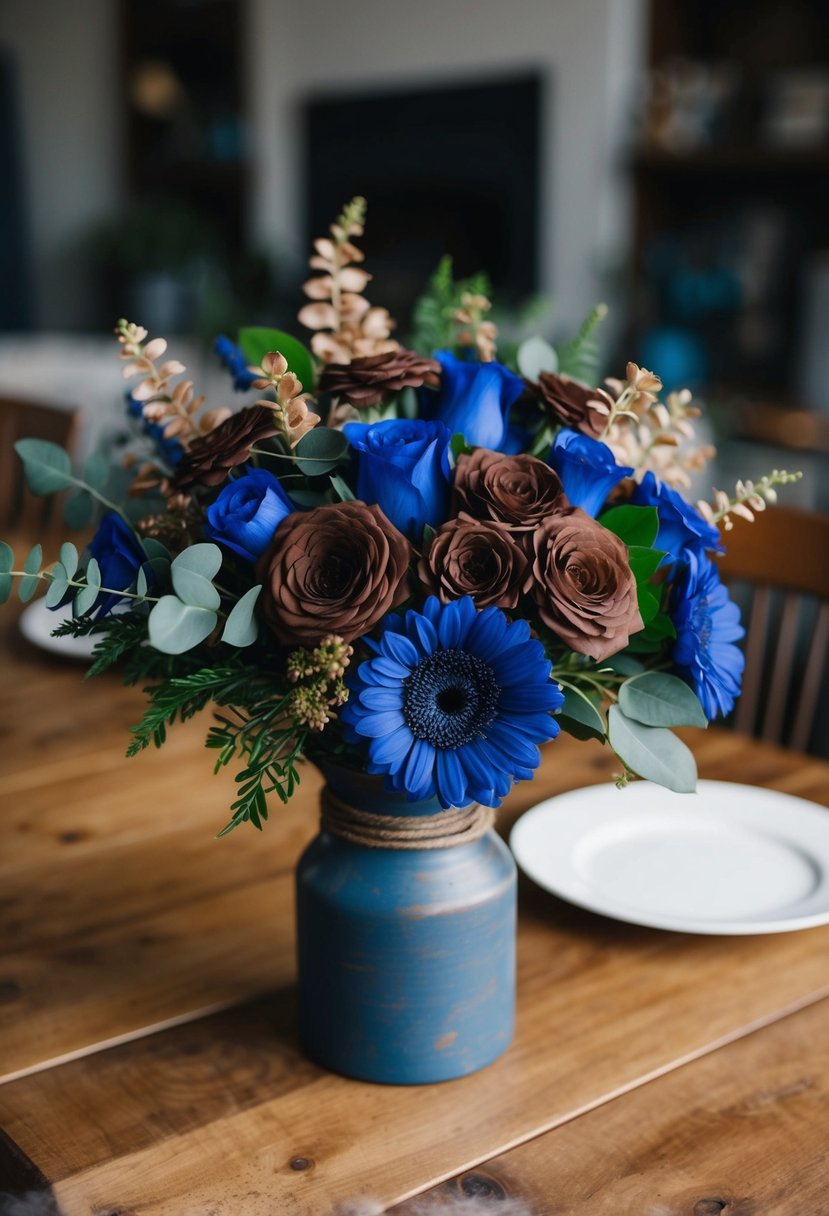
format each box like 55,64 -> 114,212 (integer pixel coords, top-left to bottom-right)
509,778 -> 829,936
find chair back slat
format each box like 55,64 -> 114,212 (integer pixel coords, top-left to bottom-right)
734,585 -> 770,735
719,506 -> 829,754
792,602 -> 829,752
760,593 -> 800,742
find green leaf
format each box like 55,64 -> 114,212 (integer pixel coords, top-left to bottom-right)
637,584 -> 661,625
618,672 -> 707,729
85,557 -> 101,590
517,335 -> 558,380
59,541 -> 79,579
45,563 -> 69,607
0,542 -> 13,574
14,438 -> 74,495
599,505 -> 659,549
600,654 -> 644,677
141,537 -> 171,561
63,490 -> 95,530
238,326 -> 316,393
73,580 -> 99,616
555,303 -> 607,382
329,473 -> 356,502
221,585 -> 262,647
627,544 -> 664,581
171,543 -> 223,581
293,427 -> 350,476
135,566 -> 148,598
557,686 -> 606,742
18,545 -> 43,603
608,705 -> 697,793
171,567 -> 220,611
0,573 -> 12,605
148,596 -> 218,654
83,451 -> 109,490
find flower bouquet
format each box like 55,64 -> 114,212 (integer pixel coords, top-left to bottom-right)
0,197 -> 799,1081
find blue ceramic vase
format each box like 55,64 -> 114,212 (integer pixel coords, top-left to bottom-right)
295,764 -> 516,1084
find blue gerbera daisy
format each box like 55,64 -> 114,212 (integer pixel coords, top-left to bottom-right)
672,552 -> 745,719
341,596 -> 564,809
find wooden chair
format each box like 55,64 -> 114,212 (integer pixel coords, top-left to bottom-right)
718,505 -> 829,752
0,396 -> 81,539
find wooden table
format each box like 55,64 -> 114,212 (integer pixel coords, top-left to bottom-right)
2,605 -> 829,1215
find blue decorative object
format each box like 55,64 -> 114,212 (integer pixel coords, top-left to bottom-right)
204,467 -> 295,562
296,764 -> 516,1083
671,551 -> 745,719
548,428 -> 633,518
420,351 -> 524,450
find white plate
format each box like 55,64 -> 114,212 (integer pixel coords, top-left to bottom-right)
18,597 -> 99,660
510,780 -> 829,935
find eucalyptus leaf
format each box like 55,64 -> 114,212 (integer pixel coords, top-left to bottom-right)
600,654 -> 644,677
557,686 -> 606,742
0,573 -> 11,605
0,542 -> 13,574
85,557 -> 101,591
289,489 -> 329,508
608,705 -> 697,793
329,473 -> 356,502
59,541 -> 79,579
14,438 -> 75,495
172,543 -> 223,581
294,427 -> 350,476
135,566 -> 148,598
598,505 -> 659,549
171,566 -> 221,611
74,582 -> 99,616
45,563 -> 69,608
83,451 -> 109,490
221,585 -> 262,647
63,490 -> 95,530
238,326 -> 316,393
141,537 -> 172,561
618,672 -> 707,729
517,334 -> 558,381
148,596 -> 218,654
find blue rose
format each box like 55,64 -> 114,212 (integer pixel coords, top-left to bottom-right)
632,470 -> 722,563
87,512 -> 151,618
420,351 -> 524,450
343,417 -> 452,541
548,429 -> 633,517
204,467 -> 295,563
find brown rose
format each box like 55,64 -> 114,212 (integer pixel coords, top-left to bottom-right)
418,514 -> 531,610
522,372 -> 613,438
318,348 -> 440,408
531,507 -> 643,661
172,406 -> 278,492
257,500 -> 411,644
452,449 -> 567,534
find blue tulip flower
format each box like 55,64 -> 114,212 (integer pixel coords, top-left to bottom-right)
421,351 -> 524,450
204,467 -> 295,563
343,417 -> 452,541
632,471 -> 722,563
548,429 -> 633,517
86,513 -> 151,619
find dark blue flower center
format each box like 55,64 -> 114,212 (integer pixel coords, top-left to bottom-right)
403,648 -> 500,749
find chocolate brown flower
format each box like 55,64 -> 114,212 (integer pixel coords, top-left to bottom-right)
531,507 -> 643,661
418,514 -> 531,610
257,500 -> 411,644
452,449 -> 567,534
171,406 -> 278,492
318,348 -> 440,408
523,372 -> 613,438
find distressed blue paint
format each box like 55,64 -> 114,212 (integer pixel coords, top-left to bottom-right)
296,766 -> 516,1084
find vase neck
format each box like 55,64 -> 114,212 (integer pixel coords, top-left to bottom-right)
317,762 -> 451,818
320,786 -> 494,850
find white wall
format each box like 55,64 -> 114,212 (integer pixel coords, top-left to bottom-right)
246,0 -> 647,335
0,0 -> 122,329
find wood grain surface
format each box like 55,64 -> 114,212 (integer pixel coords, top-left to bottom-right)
388,996 -> 829,1215
3,608 -> 829,1213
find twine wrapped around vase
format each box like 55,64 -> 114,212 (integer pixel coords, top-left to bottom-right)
320,787 -> 494,850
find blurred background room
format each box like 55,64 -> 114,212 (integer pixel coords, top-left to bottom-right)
1,0 -> 826,485
2,0 -> 829,765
